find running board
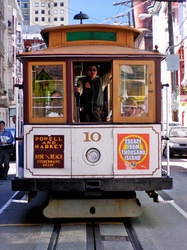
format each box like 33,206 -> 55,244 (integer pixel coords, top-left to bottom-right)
43,198 -> 142,219
158,191 -> 174,203
11,191 -> 30,203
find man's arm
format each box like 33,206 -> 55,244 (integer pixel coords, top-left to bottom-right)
75,79 -> 83,95
6,131 -> 13,144
101,70 -> 112,91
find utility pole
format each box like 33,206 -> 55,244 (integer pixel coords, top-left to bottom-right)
168,1 -> 178,121
113,1 -> 134,26
157,0 -> 185,122
131,0 -> 135,27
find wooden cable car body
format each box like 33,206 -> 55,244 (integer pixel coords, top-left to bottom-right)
12,24 -> 172,218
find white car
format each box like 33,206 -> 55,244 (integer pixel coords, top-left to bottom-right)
163,126 -> 187,157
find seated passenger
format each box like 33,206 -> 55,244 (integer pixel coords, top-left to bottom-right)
122,97 -> 137,116
135,103 -> 146,117
47,90 -> 63,117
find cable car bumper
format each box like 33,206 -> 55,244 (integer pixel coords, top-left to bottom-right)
12,176 -> 173,193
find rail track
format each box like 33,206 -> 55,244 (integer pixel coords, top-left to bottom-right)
47,219 -> 143,250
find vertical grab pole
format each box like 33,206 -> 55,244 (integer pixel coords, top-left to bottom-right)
162,83 -> 170,176
14,83 -> 23,177
75,92 -> 80,122
166,84 -> 170,176
15,85 -> 19,177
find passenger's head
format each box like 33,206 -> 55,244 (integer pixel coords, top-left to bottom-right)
123,97 -> 137,116
51,90 -> 62,101
135,103 -> 145,116
86,64 -> 98,80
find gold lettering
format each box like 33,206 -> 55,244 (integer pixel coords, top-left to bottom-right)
35,137 -> 40,142
35,144 -> 64,149
42,163 -> 54,167
35,154 -> 44,159
84,132 -> 101,142
35,136 -> 49,142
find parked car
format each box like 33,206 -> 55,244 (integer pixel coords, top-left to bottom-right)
163,126 -> 187,158
6,127 -> 16,161
163,121 -> 181,132
169,121 -> 181,126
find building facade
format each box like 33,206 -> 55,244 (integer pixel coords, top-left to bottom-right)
0,0 -> 9,123
137,1 -> 187,126
0,0 -> 23,126
0,0 -> 69,125
17,0 -> 69,27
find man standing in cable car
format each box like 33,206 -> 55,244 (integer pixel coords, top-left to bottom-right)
75,64 -> 112,122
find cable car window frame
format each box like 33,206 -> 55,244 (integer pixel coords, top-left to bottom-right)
113,60 -> 156,123
28,61 -> 67,124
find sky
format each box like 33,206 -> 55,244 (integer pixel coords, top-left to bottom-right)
68,0 -> 132,25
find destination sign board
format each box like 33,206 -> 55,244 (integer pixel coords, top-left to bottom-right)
34,135 -> 64,168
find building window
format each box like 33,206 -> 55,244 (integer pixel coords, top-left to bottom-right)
54,2 -> 57,7
35,2 -> 39,7
16,31 -> 21,44
41,10 -> 45,14
54,10 -> 58,14
24,15 -> 29,21
42,17 -> 45,22
48,18 -> 50,22
35,17 -> 38,22
35,10 -> 38,14
60,17 -> 64,21
54,17 -> 58,21
60,10 -> 64,14
21,3 -> 27,8
60,2 -> 64,6
41,3 -> 45,7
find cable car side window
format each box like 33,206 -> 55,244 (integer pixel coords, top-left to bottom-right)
29,62 -> 66,123
113,61 -> 156,123
120,65 -> 148,117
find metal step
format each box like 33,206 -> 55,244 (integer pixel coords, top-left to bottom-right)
11,191 -> 29,203
158,190 -> 174,203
